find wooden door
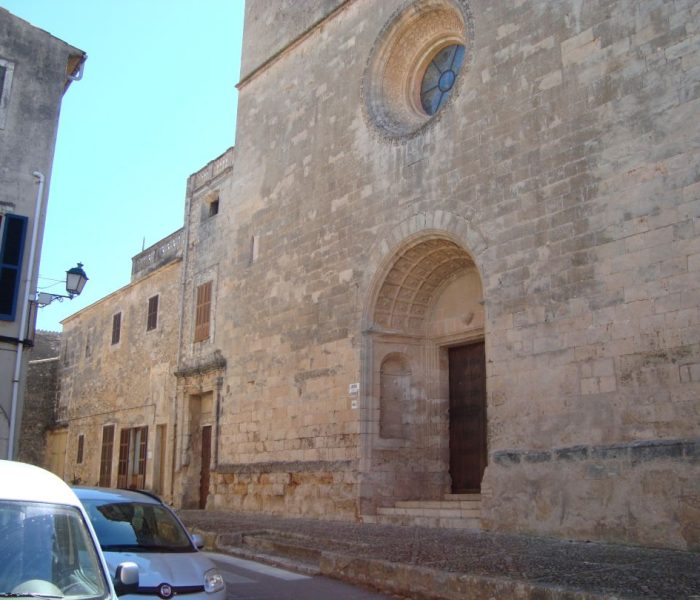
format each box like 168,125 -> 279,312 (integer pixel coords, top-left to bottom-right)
116,426 -> 147,489
449,342 -> 486,493
199,425 -> 212,509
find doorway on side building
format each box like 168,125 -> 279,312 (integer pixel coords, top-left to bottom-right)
185,392 -> 214,509
117,426 -> 148,489
448,341 -> 486,493
199,425 -> 212,509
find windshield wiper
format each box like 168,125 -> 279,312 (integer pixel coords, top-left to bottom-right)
101,544 -> 141,551
0,594 -> 62,598
102,544 -> 190,553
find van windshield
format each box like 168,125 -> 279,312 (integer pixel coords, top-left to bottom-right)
0,501 -> 110,600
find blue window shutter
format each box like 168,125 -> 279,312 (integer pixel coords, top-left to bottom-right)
0,214 -> 29,321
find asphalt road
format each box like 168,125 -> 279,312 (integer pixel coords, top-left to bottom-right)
207,552 -> 397,600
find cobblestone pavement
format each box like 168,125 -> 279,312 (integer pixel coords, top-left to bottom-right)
179,510 -> 700,600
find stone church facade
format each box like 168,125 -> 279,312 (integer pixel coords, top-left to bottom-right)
49,0 -> 700,551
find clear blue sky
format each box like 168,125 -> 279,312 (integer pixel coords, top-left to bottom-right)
1,1 -> 245,331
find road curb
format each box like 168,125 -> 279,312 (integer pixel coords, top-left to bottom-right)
319,553 -> 615,600
193,526 -> 617,600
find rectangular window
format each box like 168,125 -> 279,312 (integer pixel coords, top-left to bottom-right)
111,312 -> 121,345
0,214 -> 29,321
208,198 -> 219,217
117,426 -> 148,489
76,434 -> 84,464
194,281 -> 212,342
147,295 -> 159,331
99,425 -> 115,487
249,234 -> 259,265
0,58 -> 15,129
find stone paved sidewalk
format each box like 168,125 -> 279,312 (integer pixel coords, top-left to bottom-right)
179,510 -> 700,600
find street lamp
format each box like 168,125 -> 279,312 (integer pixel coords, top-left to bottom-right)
36,262 -> 89,306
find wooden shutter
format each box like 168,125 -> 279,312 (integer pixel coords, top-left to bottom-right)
76,434 -> 84,464
111,312 -> 121,345
99,425 -> 115,486
0,214 -> 28,320
117,428 -> 130,488
147,295 -> 158,331
136,426 -> 148,489
194,281 -> 212,342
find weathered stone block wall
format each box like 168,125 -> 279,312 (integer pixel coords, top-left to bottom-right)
18,331 -> 61,467
240,0 -> 346,80
208,0 -> 700,547
177,143 -> 360,516
211,461 -> 358,519
59,258 -> 181,496
485,439 -> 700,550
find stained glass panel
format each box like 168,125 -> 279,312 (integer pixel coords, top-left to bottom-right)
420,43 -> 466,116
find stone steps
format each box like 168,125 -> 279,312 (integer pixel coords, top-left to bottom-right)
369,494 -> 482,530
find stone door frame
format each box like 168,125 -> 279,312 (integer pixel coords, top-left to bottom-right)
358,222 -> 488,517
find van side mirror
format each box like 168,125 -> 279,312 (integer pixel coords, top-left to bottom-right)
191,533 -> 205,549
114,562 -> 139,596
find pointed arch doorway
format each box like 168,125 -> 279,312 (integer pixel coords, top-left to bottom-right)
361,235 -> 487,515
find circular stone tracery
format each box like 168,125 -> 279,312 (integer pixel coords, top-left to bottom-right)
363,0 -> 474,138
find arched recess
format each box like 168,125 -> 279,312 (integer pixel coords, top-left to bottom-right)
359,232 -> 486,515
379,353 -> 413,440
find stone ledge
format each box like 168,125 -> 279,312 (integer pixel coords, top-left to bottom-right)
493,437 -> 700,467
215,459 -> 354,475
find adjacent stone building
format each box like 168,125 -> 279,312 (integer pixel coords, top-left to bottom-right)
49,231 -> 183,491
53,0 -> 700,552
0,8 -> 85,459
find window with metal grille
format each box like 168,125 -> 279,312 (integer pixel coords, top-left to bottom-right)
99,425 -> 115,487
194,281 -> 212,342
0,213 -> 29,321
147,295 -> 159,331
77,434 -> 85,464
111,312 -> 121,345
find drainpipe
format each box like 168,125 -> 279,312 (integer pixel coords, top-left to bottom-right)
171,182 -> 193,501
8,171 -> 45,460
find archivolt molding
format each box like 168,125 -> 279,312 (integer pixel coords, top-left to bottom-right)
361,209 -> 488,331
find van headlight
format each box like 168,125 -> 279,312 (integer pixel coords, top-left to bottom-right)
204,568 -> 224,593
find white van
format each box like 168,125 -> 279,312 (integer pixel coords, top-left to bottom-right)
0,460 -> 138,600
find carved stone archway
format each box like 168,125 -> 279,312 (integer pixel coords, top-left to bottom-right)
359,231 -> 486,516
